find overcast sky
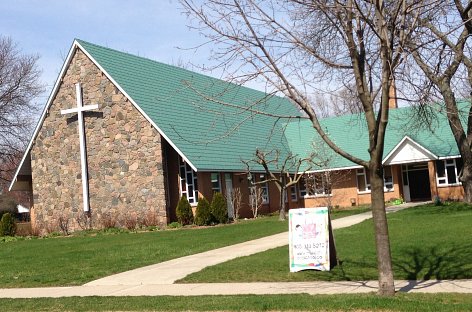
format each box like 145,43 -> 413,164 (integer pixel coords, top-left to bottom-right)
0,0 -> 218,106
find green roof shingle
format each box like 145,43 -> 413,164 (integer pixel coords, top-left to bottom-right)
77,39 -> 302,171
78,39 -> 466,172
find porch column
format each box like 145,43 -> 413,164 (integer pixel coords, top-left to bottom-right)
428,161 -> 438,200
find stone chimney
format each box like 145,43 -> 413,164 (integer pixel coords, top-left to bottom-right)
388,79 -> 398,109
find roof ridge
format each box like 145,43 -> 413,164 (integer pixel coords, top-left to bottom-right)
75,38 -> 290,105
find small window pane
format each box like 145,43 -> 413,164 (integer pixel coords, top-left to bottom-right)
436,160 -> 445,178
211,173 -> 220,192
357,174 -> 366,191
456,158 -> 463,174
447,166 -> 457,184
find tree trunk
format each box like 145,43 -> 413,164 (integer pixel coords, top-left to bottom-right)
460,163 -> 472,203
369,166 -> 395,296
279,186 -> 286,221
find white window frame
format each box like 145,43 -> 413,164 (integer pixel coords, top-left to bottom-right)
211,172 -> 221,193
299,173 -> 332,198
259,174 -> 269,204
249,173 -> 269,205
179,157 -> 198,205
436,158 -> 462,186
356,167 -> 394,194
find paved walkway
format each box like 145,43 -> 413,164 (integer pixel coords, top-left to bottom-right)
6,201 -> 469,299
85,201 -> 426,286
1,280 -> 471,298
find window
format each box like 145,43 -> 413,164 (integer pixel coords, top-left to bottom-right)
249,173 -> 269,204
284,186 -> 298,203
357,166 -> 394,193
356,169 -> 371,192
290,185 -> 298,202
259,174 -> 269,204
299,173 -> 332,197
179,157 -> 198,204
211,173 -> 221,193
436,158 -> 462,186
384,166 -> 394,191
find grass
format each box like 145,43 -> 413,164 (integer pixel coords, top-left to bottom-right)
330,205 -> 371,218
180,202 -> 472,283
0,293 -> 471,311
0,215 -> 288,288
0,205 -> 369,288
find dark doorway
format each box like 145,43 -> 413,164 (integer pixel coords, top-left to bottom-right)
408,169 -> 431,201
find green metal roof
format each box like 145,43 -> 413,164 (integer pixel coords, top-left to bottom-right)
285,104 -> 464,171
77,39 -> 302,172
77,39 -> 465,172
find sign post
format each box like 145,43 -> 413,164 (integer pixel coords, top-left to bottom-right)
289,207 -> 336,272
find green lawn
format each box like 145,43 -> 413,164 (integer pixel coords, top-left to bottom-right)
1,293 -> 471,311
0,206 -> 369,288
0,216 -> 288,288
180,203 -> 472,283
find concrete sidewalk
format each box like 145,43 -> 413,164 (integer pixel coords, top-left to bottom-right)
1,202 -> 441,299
86,202 -> 425,286
1,280 -> 471,298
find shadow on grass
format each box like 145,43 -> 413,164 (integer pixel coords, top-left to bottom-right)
313,243 -> 472,283
393,244 -> 472,281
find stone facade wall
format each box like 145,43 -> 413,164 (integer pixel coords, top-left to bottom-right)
31,48 -> 167,233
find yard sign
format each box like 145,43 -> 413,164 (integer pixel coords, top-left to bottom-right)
289,207 -> 331,272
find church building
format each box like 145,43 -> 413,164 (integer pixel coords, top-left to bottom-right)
9,39 -> 468,233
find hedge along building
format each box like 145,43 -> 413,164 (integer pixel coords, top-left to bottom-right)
8,39 -> 468,232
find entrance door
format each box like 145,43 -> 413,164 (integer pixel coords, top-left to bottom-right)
402,163 -> 431,201
224,173 -> 234,219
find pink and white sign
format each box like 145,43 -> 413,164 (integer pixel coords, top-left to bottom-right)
289,207 -> 331,272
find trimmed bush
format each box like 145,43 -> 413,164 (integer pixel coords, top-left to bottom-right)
0,213 -> 17,237
194,197 -> 212,226
0,194 -> 17,220
176,196 -> 194,225
211,192 -> 228,224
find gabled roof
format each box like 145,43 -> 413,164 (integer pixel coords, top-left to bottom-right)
76,40 -> 301,172
10,39 -> 302,190
285,103 -> 464,171
9,39 -> 467,191
382,136 -> 438,165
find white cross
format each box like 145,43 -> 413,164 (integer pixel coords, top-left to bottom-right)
61,83 -> 99,212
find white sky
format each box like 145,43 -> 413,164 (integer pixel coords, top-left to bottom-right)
0,0 -> 222,108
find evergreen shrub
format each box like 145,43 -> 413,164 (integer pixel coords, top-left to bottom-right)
211,192 -> 228,224
176,196 -> 194,225
0,213 -> 17,237
194,197 -> 212,226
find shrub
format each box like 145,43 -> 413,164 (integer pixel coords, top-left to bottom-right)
0,194 -> 17,220
211,192 -> 228,224
0,213 -> 17,237
58,213 -> 70,235
168,221 -> 182,229
121,213 -> 138,231
176,196 -> 194,225
194,197 -> 212,226
99,212 -> 118,229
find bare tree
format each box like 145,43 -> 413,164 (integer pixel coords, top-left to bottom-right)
230,187 -> 243,221
244,149 -> 314,220
248,184 -> 263,218
311,85 -> 364,118
403,1 -> 472,203
181,0 -> 437,296
0,36 -> 42,183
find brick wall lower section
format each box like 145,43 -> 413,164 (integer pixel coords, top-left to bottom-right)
30,49 -> 167,233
